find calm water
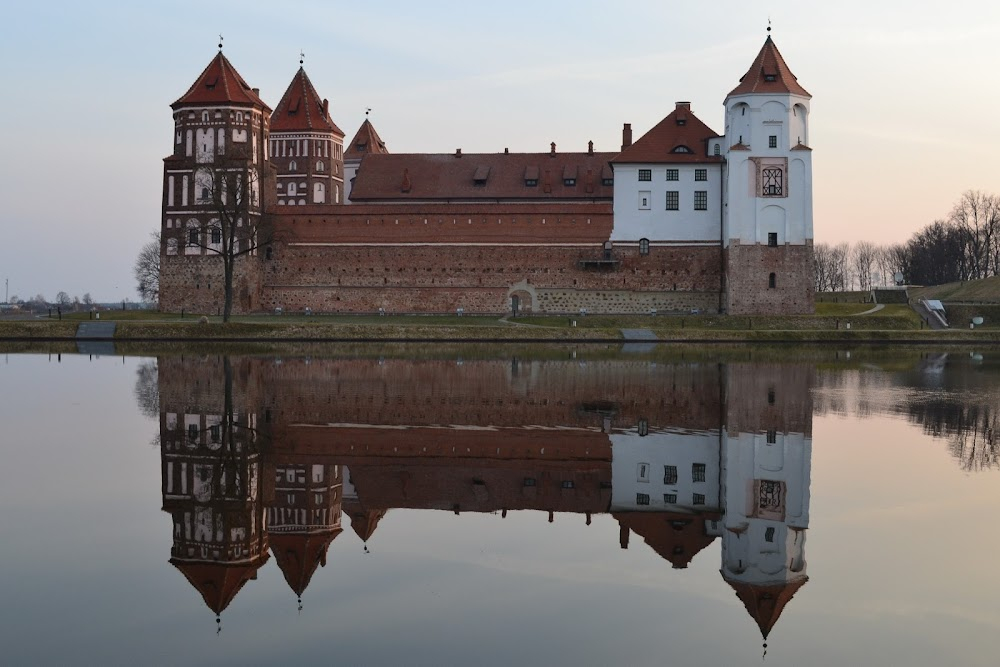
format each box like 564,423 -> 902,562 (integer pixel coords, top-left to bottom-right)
1,346 -> 999,666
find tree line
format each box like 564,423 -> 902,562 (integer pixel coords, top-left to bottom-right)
816,190 -> 1000,291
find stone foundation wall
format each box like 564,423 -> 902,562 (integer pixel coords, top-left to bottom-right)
725,241 -> 814,315
159,254 -> 262,315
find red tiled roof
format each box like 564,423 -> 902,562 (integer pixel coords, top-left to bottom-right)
611,105 -> 722,164
170,555 -> 270,615
269,530 -> 342,597
728,36 -> 811,98
345,119 -> 388,159
172,52 -> 270,111
270,67 -> 344,136
614,511 -> 721,569
349,152 -> 615,202
726,576 -> 808,639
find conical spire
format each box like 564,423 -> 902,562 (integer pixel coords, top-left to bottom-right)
172,52 -> 270,110
271,67 -> 344,135
269,529 -> 342,598
725,577 -> 808,640
728,36 -> 810,98
170,556 -> 270,616
345,118 -> 388,159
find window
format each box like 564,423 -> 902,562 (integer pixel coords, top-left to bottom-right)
561,480 -> 575,489
638,169 -> 652,181
288,160 -> 297,172
187,423 -> 199,440
636,493 -> 650,506
664,493 -> 677,504
665,191 -> 679,210
665,169 -> 679,181
768,232 -> 778,247
201,187 -> 210,200
201,111 -> 209,122
639,239 -> 650,257
264,246 -> 273,260
639,191 -> 650,210
693,493 -> 706,506
637,463 -> 649,482
765,527 -> 776,542
692,463 -> 706,482
762,168 -> 783,196
209,424 -> 220,443
188,229 -> 199,245
236,112 -> 243,123
694,191 -> 708,210
602,177 -> 613,186
672,146 -> 692,153
664,465 -> 678,485
695,169 -> 707,181
769,272 -> 777,289
523,477 -> 536,487
563,178 -> 576,186
714,144 -> 721,156
525,179 -> 538,187
766,429 -> 777,444
768,388 -> 775,404
210,228 -> 221,244
316,160 -> 325,172
769,135 -> 778,148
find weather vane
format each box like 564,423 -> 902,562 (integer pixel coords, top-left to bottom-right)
366,108 -> 371,117
218,34 -> 224,50
767,18 -> 771,34
299,50 -> 305,66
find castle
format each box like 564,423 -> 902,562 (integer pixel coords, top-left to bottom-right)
159,34 -> 814,315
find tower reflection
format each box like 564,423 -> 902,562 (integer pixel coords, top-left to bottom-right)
156,354 -> 812,640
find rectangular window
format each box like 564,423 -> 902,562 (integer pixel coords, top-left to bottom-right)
762,168 -> 783,196
665,169 -> 679,181
524,179 -> 538,187
695,168 -> 707,181
211,228 -> 221,244
693,493 -> 706,506
765,526 -> 776,542
602,178 -> 613,186
188,229 -> 199,245
664,493 -> 677,504
769,135 -> 778,148
694,191 -> 708,210
692,463 -> 707,483
561,480 -> 575,489
523,477 -> 536,487
639,191 -> 651,210
665,191 -> 679,210
638,169 -> 652,181
637,463 -> 650,482
663,465 -> 678,485
768,232 -> 778,247
767,429 -> 777,444
636,493 -> 650,506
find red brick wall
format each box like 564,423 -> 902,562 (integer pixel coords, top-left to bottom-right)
725,241 -> 815,315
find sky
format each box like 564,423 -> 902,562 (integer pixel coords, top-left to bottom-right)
1,0 -> 999,302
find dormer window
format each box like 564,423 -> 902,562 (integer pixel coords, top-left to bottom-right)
602,178 -> 613,186
672,146 -> 693,154
473,165 -> 490,186
524,165 -> 540,187
765,73 -> 777,82
524,179 -> 538,187
563,178 -> 576,186
676,119 -> 686,126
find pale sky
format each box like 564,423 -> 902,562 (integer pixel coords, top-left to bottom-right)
2,0 -> 998,302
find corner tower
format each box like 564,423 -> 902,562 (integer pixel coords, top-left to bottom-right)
270,67 -> 346,206
723,35 -> 814,314
160,49 -> 271,314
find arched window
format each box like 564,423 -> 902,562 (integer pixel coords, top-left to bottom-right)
236,112 -> 243,123
265,246 -> 273,260
639,238 -> 650,256
316,160 -> 324,172
768,272 -> 777,289
288,160 -> 297,171
201,111 -> 209,122
288,182 -> 297,196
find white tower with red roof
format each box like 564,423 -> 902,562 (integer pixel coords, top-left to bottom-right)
723,34 -> 815,315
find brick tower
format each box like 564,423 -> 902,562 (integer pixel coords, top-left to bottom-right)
270,65 -> 346,206
723,34 -> 815,314
160,47 -> 271,314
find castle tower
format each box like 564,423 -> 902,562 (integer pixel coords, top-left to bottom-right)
343,118 -> 388,203
719,363 -> 813,644
267,462 -> 344,602
723,35 -> 814,315
160,49 -> 271,314
270,67 -> 346,206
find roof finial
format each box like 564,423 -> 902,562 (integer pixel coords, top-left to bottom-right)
218,34 -> 224,51
366,107 -> 371,118
299,50 -> 305,66
767,17 -> 771,34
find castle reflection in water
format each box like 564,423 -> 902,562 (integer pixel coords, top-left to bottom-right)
157,354 -> 813,641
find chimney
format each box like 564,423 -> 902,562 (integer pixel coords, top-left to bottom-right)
401,168 -> 411,193
323,98 -> 329,117
621,123 -> 632,150
588,140 -> 594,156
252,87 -> 260,97
619,523 -> 630,549
504,147 -> 509,154
675,101 -> 691,111
550,142 -> 556,157
455,148 -> 462,157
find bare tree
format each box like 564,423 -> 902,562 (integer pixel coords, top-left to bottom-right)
82,293 -> 93,306
949,191 -> 999,280
182,148 -> 272,321
852,241 -> 878,291
134,232 -> 160,303
56,291 -> 71,307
